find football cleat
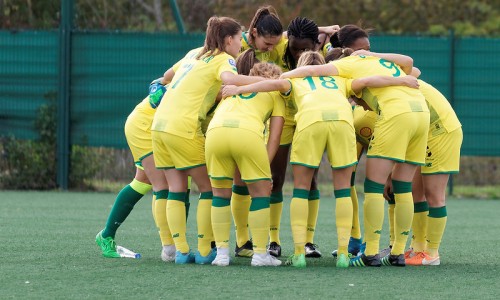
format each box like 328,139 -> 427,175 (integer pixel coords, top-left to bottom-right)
405,252 -> 440,266
349,253 -> 382,267
175,251 -> 195,264
379,245 -> 392,258
305,243 -> 322,258
336,253 -> 350,268
285,254 -> 306,268
235,240 -> 254,258
404,248 -> 416,259
251,253 -> 282,267
95,230 -> 121,258
161,245 -> 176,262
268,242 -> 282,257
195,248 -> 217,265
381,253 -> 406,267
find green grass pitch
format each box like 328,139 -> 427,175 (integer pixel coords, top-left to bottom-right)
1,191 -> 499,298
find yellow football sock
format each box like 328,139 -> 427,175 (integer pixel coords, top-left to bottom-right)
248,197 -> 270,254
212,196 -> 231,249
350,183 -> 361,239
155,190 -> 174,246
412,201 -> 429,252
306,189 -> 320,244
388,196 -> 396,247
269,192 -> 283,244
392,180 -> 414,255
230,185 -> 251,247
167,192 -> 188,253
335,189 -> 353,256
291,189 -> 309,255
426,206 -> 447,257
197,192 -> 214,256
363,179 -> 385,256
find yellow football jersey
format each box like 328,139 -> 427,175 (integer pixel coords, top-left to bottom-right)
152,48 -> 238,139
418,79 -> 461,134
332,55 -> 428,118
208,91 -> 285,138
287,76 -> 357,132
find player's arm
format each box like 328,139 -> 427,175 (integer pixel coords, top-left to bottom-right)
351,50 -> 414,75
220,72 -> 265,86
351,75 -> 420,94
410,67 -> 421,78
267,116 -> 285,163
222,79 -> 291,98
280,63 -> 338,79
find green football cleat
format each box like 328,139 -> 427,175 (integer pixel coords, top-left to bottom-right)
286,254 -> 306,268
96,230 -> 121,258
336,253 -> 350,268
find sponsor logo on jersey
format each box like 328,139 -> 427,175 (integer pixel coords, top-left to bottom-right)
228,58 -> 236,67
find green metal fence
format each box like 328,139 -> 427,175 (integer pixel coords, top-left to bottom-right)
1,30 -> 499,188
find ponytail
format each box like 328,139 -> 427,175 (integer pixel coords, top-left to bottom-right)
197,16 -> 242,59
325,47 -> 354,63
248,6 -> 283,45
236,49 -> 260,75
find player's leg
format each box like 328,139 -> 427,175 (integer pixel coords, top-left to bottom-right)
305,170 -> 322,258
408,167 -> 428,257
142,154 -> 175,262
96,167 -> 152,258
231,170 -> 253,257
289,164 -> 315,267
332,166 -> 355,268
267,145 -> 290,257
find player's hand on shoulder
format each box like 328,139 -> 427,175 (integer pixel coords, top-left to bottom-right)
222,85 -> 239,98
400,75 -> 420,89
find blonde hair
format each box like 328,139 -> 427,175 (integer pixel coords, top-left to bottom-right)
297,51 -> 325,67
249,62 -> 282,79
197,16 -> 242,59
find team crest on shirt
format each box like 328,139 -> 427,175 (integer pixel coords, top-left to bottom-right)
228,59 -> 236,67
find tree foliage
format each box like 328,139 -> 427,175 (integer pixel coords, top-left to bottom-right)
0,0 -> 498,36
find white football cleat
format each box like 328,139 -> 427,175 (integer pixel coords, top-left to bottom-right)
251,253 -> 282,267
161,245 -> 176,262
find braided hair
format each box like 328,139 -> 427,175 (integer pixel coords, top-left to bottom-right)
284,17 -> 319,70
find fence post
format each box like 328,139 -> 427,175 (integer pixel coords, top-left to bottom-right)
448,29 -> 455,196
57,0 -> 73,190
170,0 -> 186,34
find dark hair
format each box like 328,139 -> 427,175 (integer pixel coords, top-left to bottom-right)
197,16 -> 242,59
330,24 -> 370,48
324,47 -> 354,62
236,49 -> 260,75
284,17 -> 319,70
248,6 -> 283,45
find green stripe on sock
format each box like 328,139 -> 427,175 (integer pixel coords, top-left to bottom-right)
308,189 -> 320,200
392,179 -> 412,193
350,172 -> 356,187
293,188 -> 310,199
155,189 -> 169,200
414,201 -> 429,213
232,185 -> 249,195
168,192 -> 187,202
212,196 -> 230,207
250,197 -> 270,211
429,206 -> 447,218
334,188 -> 351,198
199,191 -> 213,199
270,192 -> 283,204
364,179 -> 384,194
185,189 -> 190,203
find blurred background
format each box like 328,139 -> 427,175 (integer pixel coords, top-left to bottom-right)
1,0 -> 499,198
